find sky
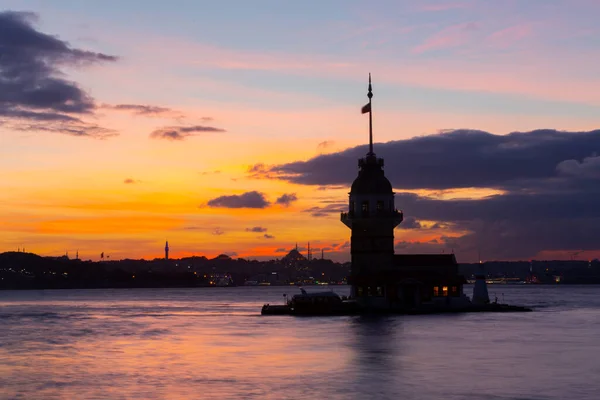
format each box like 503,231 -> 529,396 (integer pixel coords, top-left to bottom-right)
1,0 -> 599,262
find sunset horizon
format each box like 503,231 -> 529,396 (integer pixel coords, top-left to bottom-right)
2,2 -> 600,263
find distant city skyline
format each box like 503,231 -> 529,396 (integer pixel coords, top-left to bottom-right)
1,1 -> 600,262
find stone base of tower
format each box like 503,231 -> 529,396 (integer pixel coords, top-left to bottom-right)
348,254 -> 472,312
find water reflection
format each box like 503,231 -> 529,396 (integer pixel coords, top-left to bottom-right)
348,316 -> 404,399
1,286 -> 600,399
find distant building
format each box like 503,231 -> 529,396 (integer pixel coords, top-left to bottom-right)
341,75 -> 467,310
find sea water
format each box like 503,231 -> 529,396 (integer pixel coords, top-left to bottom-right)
1,285 -> 599,399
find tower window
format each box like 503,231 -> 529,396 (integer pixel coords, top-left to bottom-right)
361,201 -> 369,216
376,201 -> 384,212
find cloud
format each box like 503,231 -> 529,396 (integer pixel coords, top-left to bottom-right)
413,22 -> 479,54
246,226 -> 268,233
275,193 -> 298,207
150,125 -> 225,140
275,248 -> 288,253
304,202 -> 346,218
487,24 -> 533,49
263,234 -> 275,239
556,155 -> 600,179
0,11 -> 117,137
263,129 -> 600,260
265,129 -> 600,190
10,122 -> 117,138
200,170 -> 221,175
207,191 -> 270,209
103,103 -> 180,117
212,227 -> 225,235
123,178 -> 137,184
317,140 -> 334,150
399,216 -> 422,229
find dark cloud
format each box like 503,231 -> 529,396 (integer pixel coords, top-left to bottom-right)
11,122 -> 117,138
399,216 -> 421,229
246,226 -> 268,233
263,234 -> 275,239
149,125 -> 225,140
0,11 -> 117,136
556,155 -> 600,179
275,193 -> 298,207
207,191 -> 270,209
275,248 -> 287,253
212,227 -> 225,236
123,178 -> 136,184
264,129 -> 600,190
304,202 -> 346,218
390,187 -> 600,260
261,129 -> 600,260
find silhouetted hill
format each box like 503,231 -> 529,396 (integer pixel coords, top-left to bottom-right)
0,251 -> 350,289
3,251 -> 596,290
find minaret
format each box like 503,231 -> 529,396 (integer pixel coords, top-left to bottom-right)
341,74 -> 403,298
165,240 -> 169,260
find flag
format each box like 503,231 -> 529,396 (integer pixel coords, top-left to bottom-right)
361,103 -> 371,114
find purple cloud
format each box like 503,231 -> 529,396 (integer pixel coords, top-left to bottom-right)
150,125 -> 225,140
275,193 -> 298,207
207,191 -> 270,209
246,226 -> 268,233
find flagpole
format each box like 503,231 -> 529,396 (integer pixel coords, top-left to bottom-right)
368,73 -> 373,155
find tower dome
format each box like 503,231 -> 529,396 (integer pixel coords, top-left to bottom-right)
350,155 -> 393,195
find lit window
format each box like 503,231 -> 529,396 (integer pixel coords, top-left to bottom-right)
442,286 -> 448,296
361,201 -> 369,214
357,287 -> 363,297
376,286 -> 383,296
376,201 -> 384,212
433,286 -> 439,296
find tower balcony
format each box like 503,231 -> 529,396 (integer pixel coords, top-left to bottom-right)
341,209 -> 403,228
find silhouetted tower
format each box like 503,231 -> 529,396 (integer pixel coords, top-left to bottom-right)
165,240 -> 169,260
341,75 -> 403,296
